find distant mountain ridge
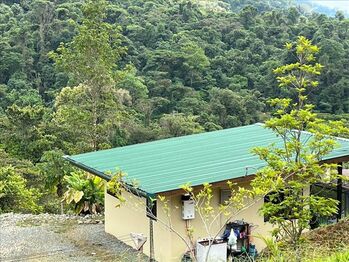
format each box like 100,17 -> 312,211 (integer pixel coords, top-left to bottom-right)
295,0 -> 349,17
222,0 -> 349,17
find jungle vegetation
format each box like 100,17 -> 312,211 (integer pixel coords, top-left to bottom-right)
0,0 -> 348,213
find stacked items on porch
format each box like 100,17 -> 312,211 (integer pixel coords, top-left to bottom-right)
222,220 -> 257,259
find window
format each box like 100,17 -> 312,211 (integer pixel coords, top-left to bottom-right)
220,189 -> 231,204
146,198 -> 157,220
263,190 -> 286,222
310,183 -> 349,226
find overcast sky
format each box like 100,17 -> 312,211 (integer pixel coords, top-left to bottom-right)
310,1 -> 349,12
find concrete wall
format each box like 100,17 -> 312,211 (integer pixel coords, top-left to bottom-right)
105,182 -> 273,262
105,191 -> 172,262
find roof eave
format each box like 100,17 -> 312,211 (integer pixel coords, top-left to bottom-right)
64,155 -> 112,181
322,155 -> 349,164
157,174 -> 256,196
63,155 -> 154,199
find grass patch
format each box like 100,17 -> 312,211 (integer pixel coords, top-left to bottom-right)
258,217 -> 349,262
50,220 -> 77,233
309,250 -> 349,262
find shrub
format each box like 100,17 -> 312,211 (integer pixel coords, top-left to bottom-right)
0,166 -> 42,213
63,171 -> 104,214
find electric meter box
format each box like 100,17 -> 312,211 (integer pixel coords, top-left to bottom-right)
182,197 -> 195,220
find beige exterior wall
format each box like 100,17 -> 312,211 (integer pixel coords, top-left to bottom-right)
105,182 -> 274,262
105,191 -> 173,262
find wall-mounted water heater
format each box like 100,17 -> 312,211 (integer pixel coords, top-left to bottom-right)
182,195 -> 195,220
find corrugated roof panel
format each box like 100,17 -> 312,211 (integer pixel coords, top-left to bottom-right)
65,123 -> 349,194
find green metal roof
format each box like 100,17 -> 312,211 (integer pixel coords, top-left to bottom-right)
64,123 -> 349,195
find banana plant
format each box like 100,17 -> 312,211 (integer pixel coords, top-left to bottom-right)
63,171 -> 104,214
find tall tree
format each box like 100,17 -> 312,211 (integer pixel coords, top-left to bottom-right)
51,0 -> 125,88
181,41 -> 210,87
251,37 -> 348,256
50,0 -> 127,152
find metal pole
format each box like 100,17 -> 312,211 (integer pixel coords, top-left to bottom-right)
149,218 -> 155,262
337,162 -> 343,221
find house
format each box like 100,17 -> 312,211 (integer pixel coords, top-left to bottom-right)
64,123 -> 349,261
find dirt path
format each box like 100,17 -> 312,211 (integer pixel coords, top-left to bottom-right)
0,213 -> 147,262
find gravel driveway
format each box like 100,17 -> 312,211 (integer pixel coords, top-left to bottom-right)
0,213 -> 147,262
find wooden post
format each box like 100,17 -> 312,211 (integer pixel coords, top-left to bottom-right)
337,162 -> 343,221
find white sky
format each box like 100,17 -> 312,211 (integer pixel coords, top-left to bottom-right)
310,1 -> 349,13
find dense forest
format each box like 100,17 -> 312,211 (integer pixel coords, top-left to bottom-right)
0,0 -> 348,213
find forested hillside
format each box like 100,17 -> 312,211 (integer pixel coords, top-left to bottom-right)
0,0 -> 348,213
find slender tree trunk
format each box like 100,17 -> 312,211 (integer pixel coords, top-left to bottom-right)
60,201 -> 64,215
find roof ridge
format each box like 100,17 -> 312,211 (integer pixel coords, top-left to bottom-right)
71,123 -> 263,157
256,122 -> 348,142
